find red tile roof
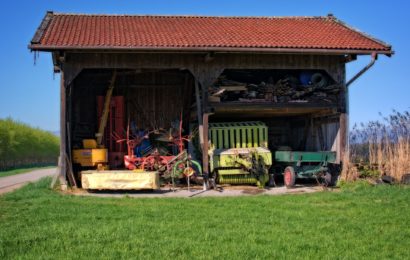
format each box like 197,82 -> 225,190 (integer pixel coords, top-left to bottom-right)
30,12 -> 392,55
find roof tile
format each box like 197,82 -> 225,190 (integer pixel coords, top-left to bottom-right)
30,13 -> 392,53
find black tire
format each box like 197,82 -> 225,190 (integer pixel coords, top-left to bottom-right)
322,171 -> 339,187
284,166 -> 296,189
327,164 -> 341,187
323,172 -> 332,186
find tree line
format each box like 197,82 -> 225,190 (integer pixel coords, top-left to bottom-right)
0,118 -> 59,171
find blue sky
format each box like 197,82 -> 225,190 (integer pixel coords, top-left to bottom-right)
0,0 -> 408,131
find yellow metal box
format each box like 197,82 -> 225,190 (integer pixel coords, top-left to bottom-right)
83,139 -> 98,149
72,148 -> 108,167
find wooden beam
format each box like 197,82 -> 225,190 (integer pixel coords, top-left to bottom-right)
194,78 -> 204,149
64,52 -> 344,83
202,113 -> 212,188
340,113 -> 348,161
59,71 -> 67,186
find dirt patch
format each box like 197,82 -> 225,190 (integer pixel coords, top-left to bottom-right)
61,183 -> 325,198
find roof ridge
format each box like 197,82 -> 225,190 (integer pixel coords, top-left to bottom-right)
50,11 -> 332,20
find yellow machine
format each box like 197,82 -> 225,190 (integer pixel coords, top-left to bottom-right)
72,139 -> 108,169
72,71 -> 117,170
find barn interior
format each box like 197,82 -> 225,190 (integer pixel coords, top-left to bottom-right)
68,67 -> 343,185
208,69 -> 342,157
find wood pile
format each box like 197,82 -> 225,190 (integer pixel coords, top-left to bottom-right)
210,74 -> 341,104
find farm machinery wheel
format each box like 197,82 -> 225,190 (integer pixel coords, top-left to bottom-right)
323,172 -> 338,187
284,166 -> 296,189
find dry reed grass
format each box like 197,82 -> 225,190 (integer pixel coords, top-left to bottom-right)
347,110 -> 410,183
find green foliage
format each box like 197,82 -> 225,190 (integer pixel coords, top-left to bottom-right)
0,178 -> 409,259
0,118 -> 59,170
337,179 -> 372,190
358,165 -> 381,179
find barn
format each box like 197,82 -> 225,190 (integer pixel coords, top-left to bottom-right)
29,12 -> 392,189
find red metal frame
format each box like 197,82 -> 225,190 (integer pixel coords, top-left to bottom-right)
117,115 -> 191,176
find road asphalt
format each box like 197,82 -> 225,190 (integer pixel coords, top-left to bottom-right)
0,168 -> 57,194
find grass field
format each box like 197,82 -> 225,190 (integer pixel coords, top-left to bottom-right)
0,166 -> 55,178
0,179 -> 409,259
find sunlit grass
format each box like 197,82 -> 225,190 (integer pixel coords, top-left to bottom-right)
0,178 -> 409,259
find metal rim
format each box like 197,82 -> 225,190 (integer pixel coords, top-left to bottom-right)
284,166 -> 295,188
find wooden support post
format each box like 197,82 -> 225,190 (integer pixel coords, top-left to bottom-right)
340,113 -> 348,160
202,113 -> 211,182
59,71 -> 67,186
195,78 -> 204,149
340,83 -> 349,162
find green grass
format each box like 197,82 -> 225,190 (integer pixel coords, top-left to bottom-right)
0,166 -> 55,178
0,179 -> 409,259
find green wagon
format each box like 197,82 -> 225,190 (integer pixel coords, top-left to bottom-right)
208,121 -> 272,187
274,150 -> 338,188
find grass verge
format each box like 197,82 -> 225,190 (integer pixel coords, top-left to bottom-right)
0,178 -> 409,259
0,166 -> 55,178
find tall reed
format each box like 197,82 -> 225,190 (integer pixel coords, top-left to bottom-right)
348,110 -> 410,182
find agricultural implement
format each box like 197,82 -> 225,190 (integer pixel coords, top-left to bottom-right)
208,121 -> 272,187
119,119 -> 202,186
274,150 -> 337,188
72,71 -> 117,172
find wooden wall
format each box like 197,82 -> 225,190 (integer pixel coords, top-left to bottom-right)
69,69 -> 194,148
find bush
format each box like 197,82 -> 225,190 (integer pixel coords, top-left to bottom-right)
0,118 -> 59,170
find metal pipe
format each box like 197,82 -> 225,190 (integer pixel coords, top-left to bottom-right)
346,52 -> 377,87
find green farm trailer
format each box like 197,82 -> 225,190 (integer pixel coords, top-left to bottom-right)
274,150 -> 338,188
208,122 -> 272,187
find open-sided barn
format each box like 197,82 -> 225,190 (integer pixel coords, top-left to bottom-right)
29,12 -> 392,189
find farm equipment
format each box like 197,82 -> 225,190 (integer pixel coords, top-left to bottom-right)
119,118 -> 202,185
72,139 -> 108,170
274,149 -> 337,188
72,71 -> 117,170
208,121 -> 272,187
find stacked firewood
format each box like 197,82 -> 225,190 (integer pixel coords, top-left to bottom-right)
209,74 -> 341,104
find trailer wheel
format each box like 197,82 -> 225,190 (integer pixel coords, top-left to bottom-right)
284,166 -> 296,188
324,172 -> 338,187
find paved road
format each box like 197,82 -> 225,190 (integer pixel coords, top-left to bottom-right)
0,168 -> 57,194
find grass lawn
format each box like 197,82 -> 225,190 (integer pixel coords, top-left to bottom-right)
0,179 -> 409,259
0,166 -> 55,178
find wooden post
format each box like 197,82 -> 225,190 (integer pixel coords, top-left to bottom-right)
195,78 -> 204,149
340,79 -> 349,162
202,113 -> 211,182
59,71 -> 67,186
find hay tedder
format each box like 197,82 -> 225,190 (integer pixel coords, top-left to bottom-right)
208,122 -> 272,187
119,119 -> 202,185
